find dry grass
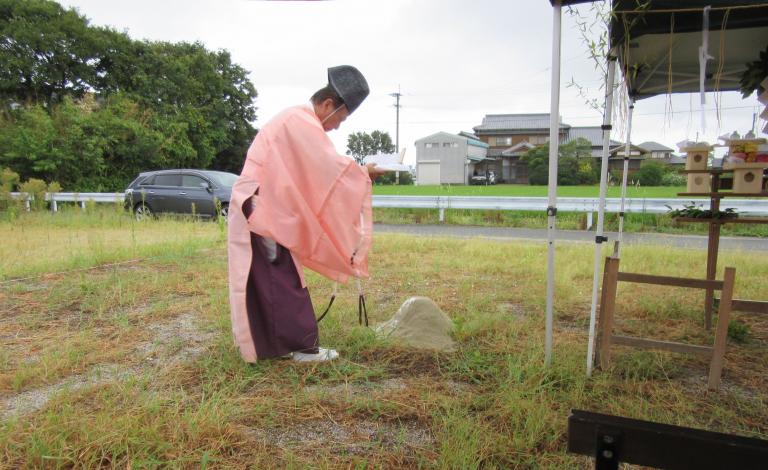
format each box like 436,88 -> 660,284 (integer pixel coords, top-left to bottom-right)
0,209 -> 767,468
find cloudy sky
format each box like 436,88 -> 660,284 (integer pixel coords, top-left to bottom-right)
59,0 -> 764,164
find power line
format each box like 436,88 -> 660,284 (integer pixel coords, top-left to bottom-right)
399,105 -> 760,125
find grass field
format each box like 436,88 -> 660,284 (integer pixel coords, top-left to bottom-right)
1,208 -> 767,468
373,184 -> 686,198
372,184 -> 768,237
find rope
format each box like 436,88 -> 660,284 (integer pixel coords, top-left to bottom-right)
665,12 -> 675,128
714,8 -> 732,127
356,278 -> 369,327
316,282 -> 337,323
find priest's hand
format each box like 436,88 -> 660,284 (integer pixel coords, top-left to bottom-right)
365,163 -> 387,182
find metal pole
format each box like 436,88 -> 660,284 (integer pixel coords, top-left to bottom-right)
586,55 -> 617,377
617,101 -> 634,256
545,0 -> 562,367
390,87 -> 402,150
391,86 -> 402,184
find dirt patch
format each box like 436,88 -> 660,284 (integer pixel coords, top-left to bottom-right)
497,301 -> 526,319
0,311 -> 214,418
304,376 -> 473,399
238,419 -> 434,455
136,311 -> 215,365
358,348 -> 448,377
304,377 -> 407,397
0,364 -> 132,419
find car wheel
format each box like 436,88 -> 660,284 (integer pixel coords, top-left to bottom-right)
134,203 -> 152,221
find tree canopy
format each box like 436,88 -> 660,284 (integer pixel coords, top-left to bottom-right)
0,0 -> 258,190
346,130 -> 395,165
520,138 -> 599,186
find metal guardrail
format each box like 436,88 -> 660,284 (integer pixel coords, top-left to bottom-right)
9,192 -> 124,211
8,192 -> 767,221
373,195 -> 768,222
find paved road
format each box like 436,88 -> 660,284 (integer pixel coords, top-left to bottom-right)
374,224 -> 768,252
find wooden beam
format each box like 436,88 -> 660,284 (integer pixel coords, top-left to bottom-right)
568,409 -> 768,470
709,267 -> 735,391
612,335 -> 712,357
617,272 -> 723,290
732,299 -> 768,314
598,257 -> 620,369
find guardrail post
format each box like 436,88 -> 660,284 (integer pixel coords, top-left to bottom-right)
24,196 -> 30,212
80,200 -> 86,211
586,212 -> 593,231
51,197 -> 58,212
439,208 -> 445,223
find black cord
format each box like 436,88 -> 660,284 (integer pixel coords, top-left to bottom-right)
316,294 -> 335,323
358,293 -> 369,327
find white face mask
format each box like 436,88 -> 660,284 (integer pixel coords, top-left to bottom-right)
321,104 -> 346,124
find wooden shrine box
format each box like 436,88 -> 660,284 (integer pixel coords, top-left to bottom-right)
729,164 -> 767,193
684,145 -> 710,171
687,173 -> 711,193
684,144 -> 712,193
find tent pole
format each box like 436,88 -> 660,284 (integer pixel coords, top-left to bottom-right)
544,0 -> 562,367
586,55 -> 617,377
617,100 -> 634,257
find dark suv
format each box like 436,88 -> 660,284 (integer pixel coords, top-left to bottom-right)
124,169 -> 238,220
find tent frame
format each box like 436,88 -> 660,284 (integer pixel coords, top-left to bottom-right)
545,0 -> 767,373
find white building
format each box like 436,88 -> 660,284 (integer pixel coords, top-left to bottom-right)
414,132 -> 489,185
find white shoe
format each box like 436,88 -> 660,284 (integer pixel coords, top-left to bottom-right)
291,347 -> 339,362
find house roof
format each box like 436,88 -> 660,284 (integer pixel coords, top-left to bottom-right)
414,131 -> 489,149
610,143 -> 647,157
473,113 -> 570,132
501,142 -> 536,157
657,155 -> 687,165
638,141 -> 674,152
565,126 -> 622,148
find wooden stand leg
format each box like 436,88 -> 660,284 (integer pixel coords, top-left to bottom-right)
704,203 -> 721,330
708,267 -> 735,391
598,257 -> 620,369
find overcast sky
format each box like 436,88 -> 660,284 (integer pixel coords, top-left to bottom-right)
59,0 -> 764,164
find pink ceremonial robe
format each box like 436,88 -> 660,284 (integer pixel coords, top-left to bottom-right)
227,105 -> 373,362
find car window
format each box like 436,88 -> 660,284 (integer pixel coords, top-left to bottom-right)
205,171 -> 237,188
153,174 -> 181,186
182,174 -> 208,188
137,175 -> 155,186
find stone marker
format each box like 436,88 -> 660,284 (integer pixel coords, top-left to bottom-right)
375,297 -> 456,352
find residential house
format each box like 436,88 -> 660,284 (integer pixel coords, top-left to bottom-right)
638,141 -> 685,168
414,132 -> 489,185
472,114 -> 566,183
473,114 -> 623,183
609,143 -> 646,175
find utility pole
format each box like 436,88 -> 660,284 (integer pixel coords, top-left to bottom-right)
390,86 -> 402,184
390,86 -> 402,151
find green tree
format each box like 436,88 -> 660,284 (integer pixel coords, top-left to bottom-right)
346,130 -> 395,165
0,1 -> 259,185
0,0 -> 103,107
103,41 -> 258,171
377,169 -> 413,185
520,138 -> 596,185
635,161 -> 665,186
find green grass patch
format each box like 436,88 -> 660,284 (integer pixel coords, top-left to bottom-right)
0,211 -> 767,467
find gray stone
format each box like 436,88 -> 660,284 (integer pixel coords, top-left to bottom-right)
375,297 -> 456,352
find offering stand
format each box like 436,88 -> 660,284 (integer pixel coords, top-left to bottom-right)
678,162 -> 768,329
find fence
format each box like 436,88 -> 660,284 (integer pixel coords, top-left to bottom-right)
8,192 -> 768,228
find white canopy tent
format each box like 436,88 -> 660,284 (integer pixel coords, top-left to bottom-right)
544,0 -> 768,373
